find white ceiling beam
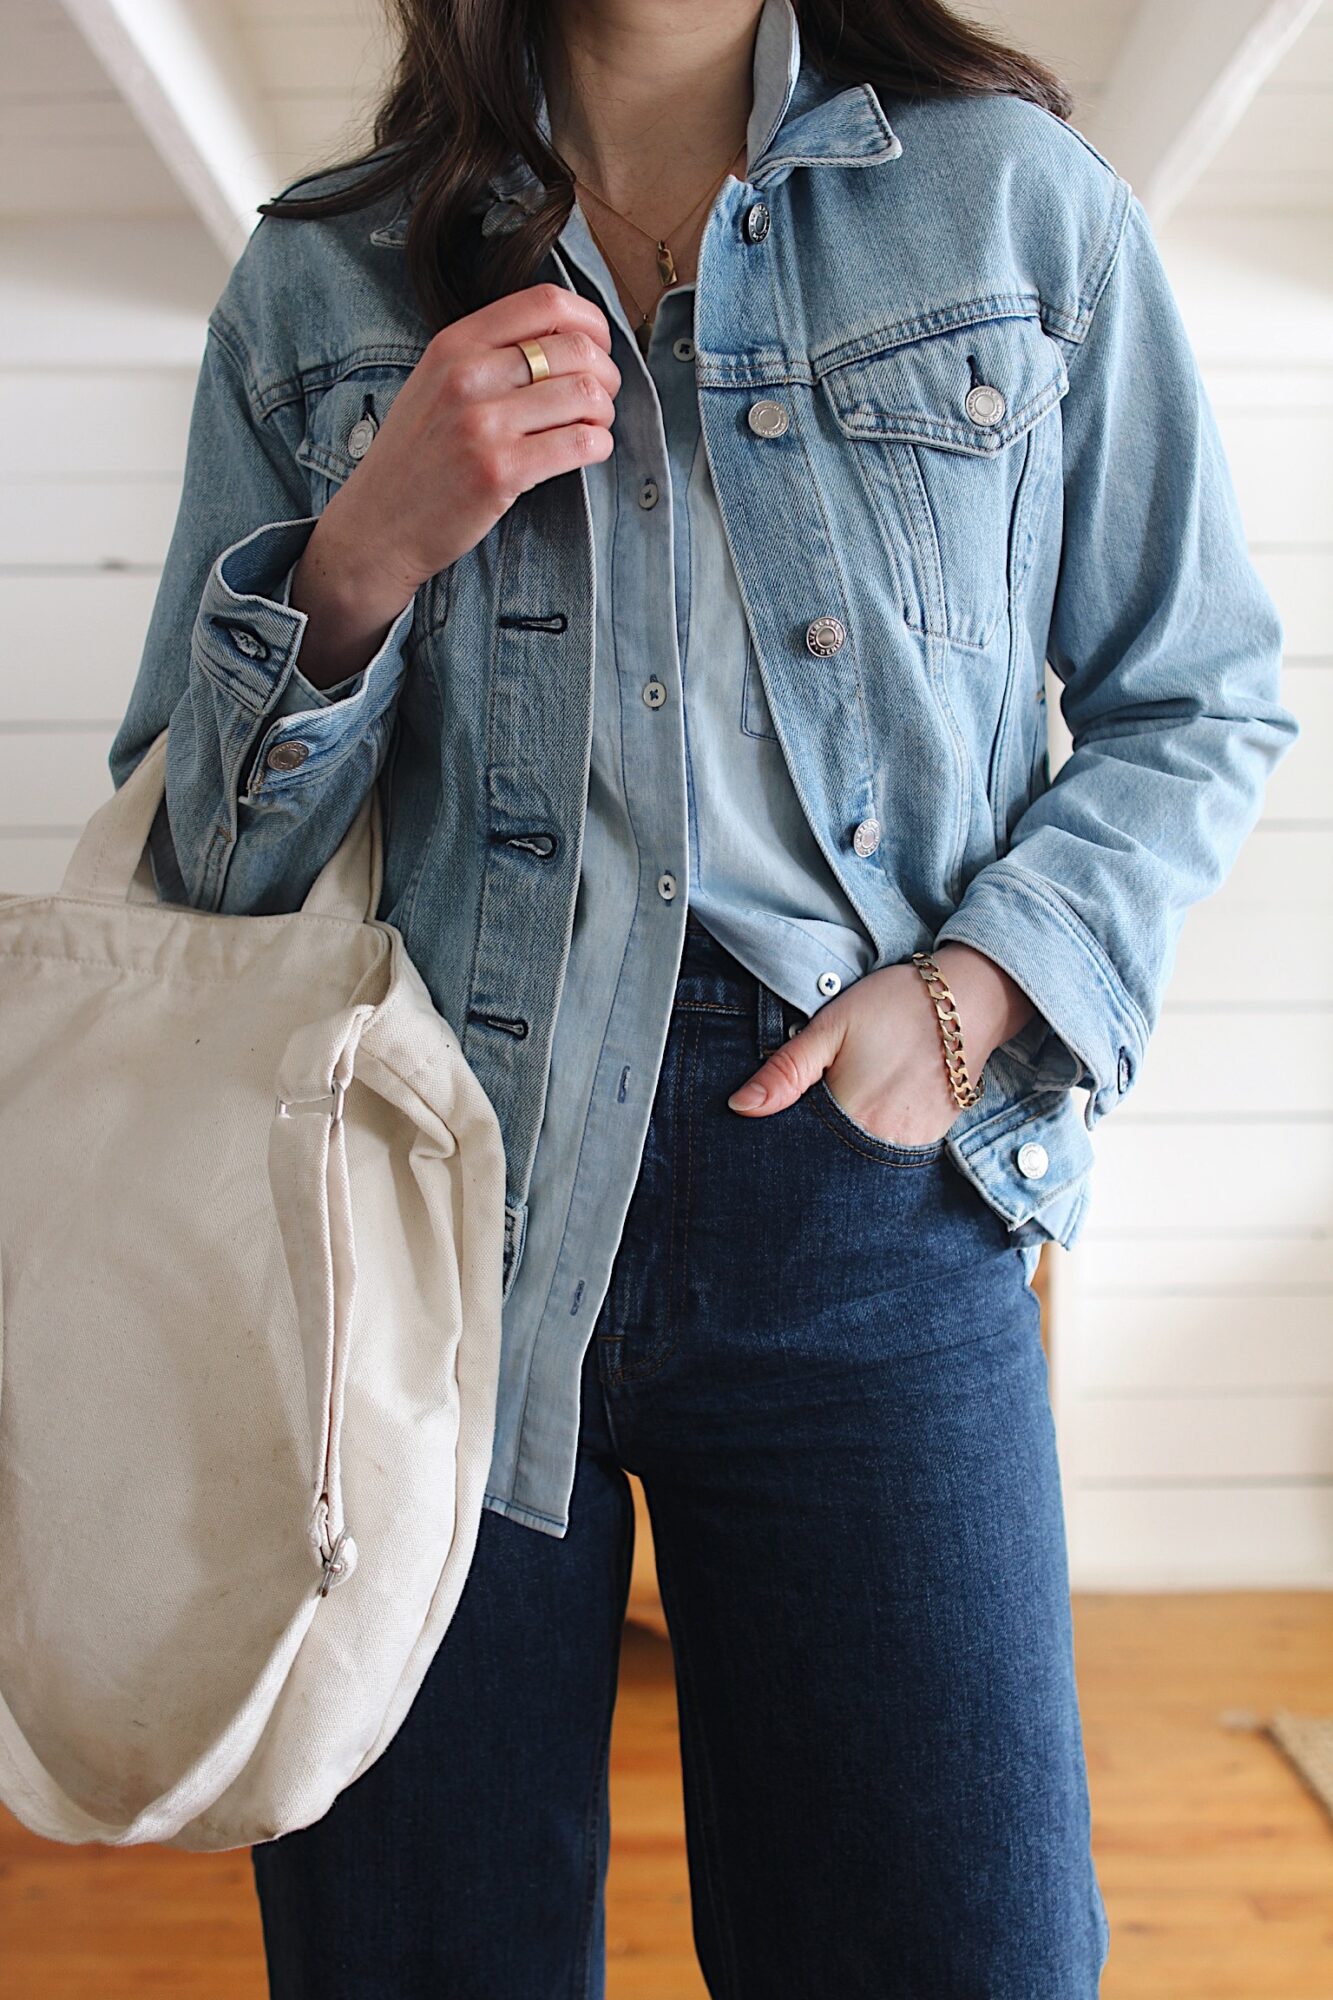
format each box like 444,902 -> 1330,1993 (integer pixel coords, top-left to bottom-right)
1087,0 -> 1326,224
57,0 -> 281,258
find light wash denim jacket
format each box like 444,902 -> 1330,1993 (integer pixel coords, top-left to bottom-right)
110,0 -> 1297,1525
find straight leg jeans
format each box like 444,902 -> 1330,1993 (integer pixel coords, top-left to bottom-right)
251,914 -> 1111,1999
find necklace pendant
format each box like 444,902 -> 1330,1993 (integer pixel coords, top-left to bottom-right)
655,240 -> 676,287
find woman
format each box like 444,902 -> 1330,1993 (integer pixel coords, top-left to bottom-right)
110,0 -> 1296,1992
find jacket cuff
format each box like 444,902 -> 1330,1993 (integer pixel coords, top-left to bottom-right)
190,516 -> 414,802
935,861 -> 1148,1128
192,517 -> 322,710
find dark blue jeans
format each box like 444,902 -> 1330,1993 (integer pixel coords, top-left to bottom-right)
251,914 -> 1110,1998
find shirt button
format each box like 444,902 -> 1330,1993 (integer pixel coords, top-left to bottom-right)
346,415 -> 378,459
806,615 -> 846,657
747,399 -> 790,438
1016,1141 -> 1049,1180
672,336 -> 695,362
964,383 -> 1006,428
852,816 -> 881,857
643,679 -> 667,709
266,740 -> 311,772
743,201 -> 771,243
638,477 -> 660,509
816,970 -> 842,998
230,627 -> 268,661
657,871 -> 678,901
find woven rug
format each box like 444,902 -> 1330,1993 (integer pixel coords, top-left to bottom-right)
1265,1711 -> 1333,1824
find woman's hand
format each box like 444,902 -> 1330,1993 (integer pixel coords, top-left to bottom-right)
727,944 -> 1037,1148
289,283 -> 621,688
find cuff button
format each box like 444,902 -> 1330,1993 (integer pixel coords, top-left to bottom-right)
1016,1141 -> 1049,1181
230,626 -> 269,661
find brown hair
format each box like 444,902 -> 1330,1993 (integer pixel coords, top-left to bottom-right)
258,0 -> 1073,332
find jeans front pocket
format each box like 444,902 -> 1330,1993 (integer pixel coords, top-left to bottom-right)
805,1073 -> 948,1167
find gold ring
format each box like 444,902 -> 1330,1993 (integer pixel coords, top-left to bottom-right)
518,338 -> 550,384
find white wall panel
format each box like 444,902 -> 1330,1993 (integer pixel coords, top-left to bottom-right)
1070,1230 -> 1333,1292
0,732 -> 118,826
0,481 -> 180,569
1072,1394 -> 1333,1482
1086,1122 -> 1332,1236
1073,1484 -> 1333,1589
1071,1292 -> 1333,1391
3,574 -> 160,722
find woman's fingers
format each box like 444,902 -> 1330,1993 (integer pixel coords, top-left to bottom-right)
503,365 -> 619,436
727,1012 -> 843,1113
497,329 -> 622,397
465,281 -> 615,358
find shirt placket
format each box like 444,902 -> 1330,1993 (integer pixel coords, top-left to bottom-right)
491,238 -> 695,1531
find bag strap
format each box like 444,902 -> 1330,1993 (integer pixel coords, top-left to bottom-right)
60,726 -> 384,923
267,1013 -> 371,1592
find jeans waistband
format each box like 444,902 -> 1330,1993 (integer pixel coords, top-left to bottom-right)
675,909 -> 790,1058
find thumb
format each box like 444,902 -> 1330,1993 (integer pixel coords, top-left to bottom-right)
727,1012 -> 844,1116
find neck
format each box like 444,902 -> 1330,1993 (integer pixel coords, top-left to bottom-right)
542,0 -> 762,210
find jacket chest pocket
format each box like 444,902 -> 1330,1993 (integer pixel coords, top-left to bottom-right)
295,359 -> 419,513
817,314 -> 1069,651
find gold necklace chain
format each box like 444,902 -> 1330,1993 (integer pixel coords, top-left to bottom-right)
571,139 -> 748,339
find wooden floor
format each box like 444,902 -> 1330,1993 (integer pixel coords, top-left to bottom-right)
1,1595 -> 1329,1998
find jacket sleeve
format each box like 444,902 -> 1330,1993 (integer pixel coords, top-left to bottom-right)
107,311 -> 415,915
935,186 -> 1299,1130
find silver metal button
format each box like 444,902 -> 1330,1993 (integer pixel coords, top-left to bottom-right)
266,740 -> 311,772
964,383 -> 1006,427
787,1021 -> 801,1039
806,616 -> 846,658
346,416 -> 377,459
1117,1050 -> 1132,1092
672,336 -> 695,362
747,399 -> 789,438
643,679 -> 667,709
1016,1141 -> 1049,1180
657,871 -> 678,902
816,970 -> 842,998
230,627 -> 268,661
743,201 -> 770,243
638,477 -> 660,509
852,817 -> 881,857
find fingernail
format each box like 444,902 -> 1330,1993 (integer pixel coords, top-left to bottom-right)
728,1079 -> 767,1110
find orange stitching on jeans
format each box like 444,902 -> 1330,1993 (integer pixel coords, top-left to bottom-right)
803,1079 -> 943,1168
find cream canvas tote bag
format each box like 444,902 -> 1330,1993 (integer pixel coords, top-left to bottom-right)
0,726 -> 509,1851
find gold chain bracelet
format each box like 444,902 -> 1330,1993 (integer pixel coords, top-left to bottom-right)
910,951 -> 986,1109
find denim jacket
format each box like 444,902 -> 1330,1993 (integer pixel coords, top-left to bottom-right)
110,24 -> 1298,1332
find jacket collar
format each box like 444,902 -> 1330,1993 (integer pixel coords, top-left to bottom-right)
370,0 -> 900,248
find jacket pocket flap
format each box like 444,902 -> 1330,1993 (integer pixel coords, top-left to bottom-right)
296,363 -> 415,489
818,314 -> 1068,455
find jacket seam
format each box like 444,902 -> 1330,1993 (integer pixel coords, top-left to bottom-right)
205,311 -> 277,424
1074,172 -> 1134,345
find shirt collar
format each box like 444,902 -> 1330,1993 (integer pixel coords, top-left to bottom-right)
371,0 -> 900,247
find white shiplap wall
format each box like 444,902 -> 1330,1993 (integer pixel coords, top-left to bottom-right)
0,213 -> 225,891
